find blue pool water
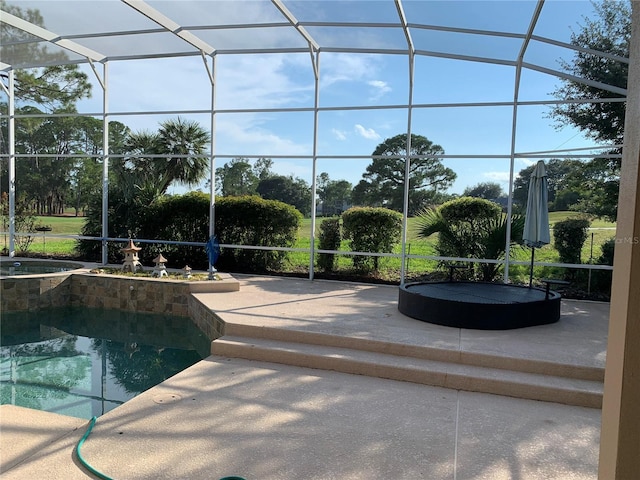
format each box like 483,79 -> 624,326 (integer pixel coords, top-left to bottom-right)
0,259 -> 84,276
0,307 -> 209,419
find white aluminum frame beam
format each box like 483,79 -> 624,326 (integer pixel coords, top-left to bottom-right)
271,0 -> 320,279
396,0 -> 415,286
504,0 -> 545,282
100,63 -> 110,265
0,10 -> 106,63
272,0 -> 320,52
121,0 -> 216,55
3,70 -> 16,257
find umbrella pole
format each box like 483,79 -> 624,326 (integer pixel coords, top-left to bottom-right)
529,247 -> 535,287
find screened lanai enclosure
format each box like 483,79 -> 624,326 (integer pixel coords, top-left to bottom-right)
0,0 -> 628,283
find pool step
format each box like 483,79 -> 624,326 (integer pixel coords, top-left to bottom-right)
211,334 -> 603,409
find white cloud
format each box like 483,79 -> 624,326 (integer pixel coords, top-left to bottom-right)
320,53 -> 382,87
367,80 -> 391,100
332,128 -> 347,141
518,158 -> 538,167
354,124 -> 380,140
271,160 -> 312,180
217,118 -> 309,156
483,171 -> 512,183
216,55 -> 314,110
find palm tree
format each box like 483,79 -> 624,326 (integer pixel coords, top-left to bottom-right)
119,117 -> 211,200
78,117 -> 211,260
479,213 -> 525,281
415,197 -> 524,282
157,117 -> 210,188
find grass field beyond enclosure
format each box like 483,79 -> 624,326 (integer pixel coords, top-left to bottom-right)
3,211 -> 616,287
2,215 -> 85,256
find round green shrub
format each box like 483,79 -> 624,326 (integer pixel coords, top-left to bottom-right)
215,195 -> 302,271
317,218 -> 341,272
341,207 -> 402,271
553,217 -> 591,265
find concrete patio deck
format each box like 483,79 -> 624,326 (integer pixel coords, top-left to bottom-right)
0,274 -> 607,479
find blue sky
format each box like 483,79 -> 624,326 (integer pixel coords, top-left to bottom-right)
71,0 -> 607,197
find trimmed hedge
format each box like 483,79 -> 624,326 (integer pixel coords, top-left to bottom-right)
77,193 -> 301,271
438,196 -> 502,223
140,192 -> 211,269
317,217 -> 341,272
553,217 -> 590,265
215,195 -> 302,271
341,207 -> 402,271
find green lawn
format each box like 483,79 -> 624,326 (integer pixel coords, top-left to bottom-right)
35,215 -> 86,234
548,211 -> 616,229
5,215 -> 86,256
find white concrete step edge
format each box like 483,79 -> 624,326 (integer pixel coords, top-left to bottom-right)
211,335 -> 603,409
222,323 -> 604,383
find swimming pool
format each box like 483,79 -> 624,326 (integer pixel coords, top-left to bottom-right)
0,259 -> 85,276
0,306 -> 210,419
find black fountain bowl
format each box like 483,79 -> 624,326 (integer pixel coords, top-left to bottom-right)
398,281 -> 561,330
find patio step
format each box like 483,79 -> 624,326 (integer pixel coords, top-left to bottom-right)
220,322 -> 604,382
211,334 -> 603,409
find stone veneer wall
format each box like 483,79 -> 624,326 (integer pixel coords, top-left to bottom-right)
188,294 -> 226,341
69,274 -> 190,317
1,273 -> 234,345
0,275 -> 72,312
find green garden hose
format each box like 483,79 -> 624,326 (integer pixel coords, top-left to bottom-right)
75,416 -> 246,480
75,416 -> 114,480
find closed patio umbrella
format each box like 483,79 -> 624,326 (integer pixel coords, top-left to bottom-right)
523,160 -> 550,286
